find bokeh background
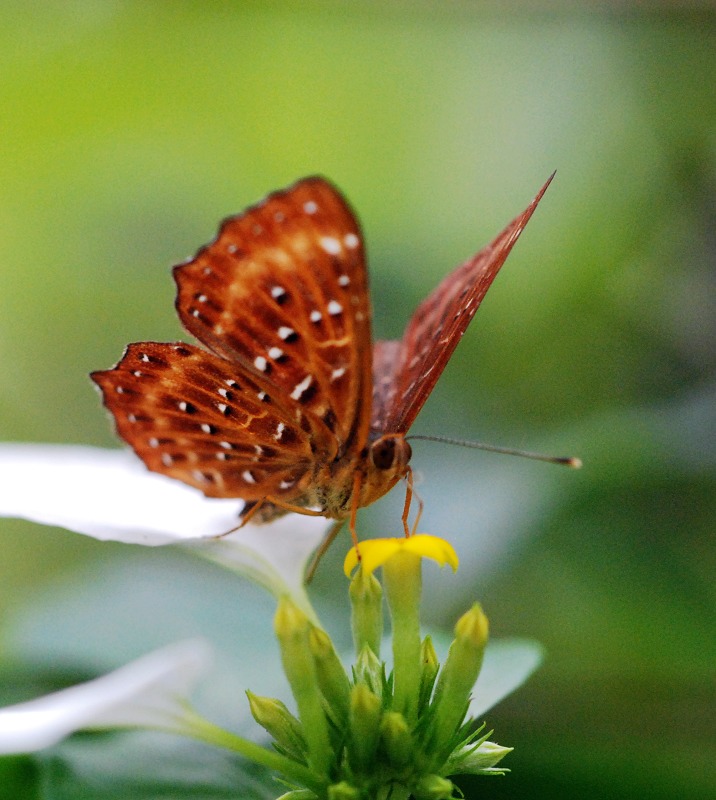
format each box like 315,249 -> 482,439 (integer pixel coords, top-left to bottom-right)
1,3 -> 714,798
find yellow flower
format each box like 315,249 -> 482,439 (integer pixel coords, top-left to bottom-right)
343,535 -> 459,577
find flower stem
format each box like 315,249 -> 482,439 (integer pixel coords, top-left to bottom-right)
383,552 -> 422,724
177,709 -> 322,792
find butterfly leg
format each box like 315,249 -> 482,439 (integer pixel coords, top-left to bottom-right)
213,496 -> 324,539
401,466 -> 414,537
305,519 -> 345,583
401,467 -> 424,537
349,470 -> 363,547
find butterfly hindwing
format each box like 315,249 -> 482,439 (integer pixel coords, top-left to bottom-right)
91,342 -> 337,500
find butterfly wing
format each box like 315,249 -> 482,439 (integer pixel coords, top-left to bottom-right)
174,177 -> 373,454
91,342 -> 337,500
374,174 -> 554,435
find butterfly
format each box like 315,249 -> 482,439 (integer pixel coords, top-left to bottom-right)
92,174 -> 553,547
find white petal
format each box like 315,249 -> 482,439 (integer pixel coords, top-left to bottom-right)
0,639 -> 212,754
0,444 -> 330,605
191,515 -> 330,618
0,444 -> 241,544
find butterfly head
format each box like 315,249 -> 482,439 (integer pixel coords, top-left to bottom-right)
369,434 -> 412,473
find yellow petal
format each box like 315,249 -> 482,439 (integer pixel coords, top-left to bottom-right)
344,534 -> 459,577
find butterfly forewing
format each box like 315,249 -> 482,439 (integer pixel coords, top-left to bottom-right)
375,174 -> 555,435
173,177 -> 373,453
91,341 -> 337,500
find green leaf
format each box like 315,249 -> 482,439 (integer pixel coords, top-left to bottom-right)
469,638 -> 544,719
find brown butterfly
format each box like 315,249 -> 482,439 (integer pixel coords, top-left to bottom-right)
92,174 -> 553,547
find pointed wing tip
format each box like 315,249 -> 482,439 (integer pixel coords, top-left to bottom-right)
532,170 -> 557,206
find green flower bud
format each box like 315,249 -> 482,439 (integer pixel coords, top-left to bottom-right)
354,643 -> 384,697
428,604 -> 488,765
348,683 -> 382,772
450,740 -> 513,774
418,635 -> 440,713
379,710 -> 413,768
349,566 -> 383,658
274,598 -> 332,776
328,781 -> 361,800
413,773 -> 456,800
309,627 -> 351,725
246,692 -> 306,760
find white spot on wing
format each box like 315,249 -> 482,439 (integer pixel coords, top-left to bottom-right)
290,375 -> 313,400
338,274 -> 350,287
320,236 -> 341,255
161,453 -> 174,466
268,346 -> 284,360
304,200 -> 318,214
331,367 -> 346,381
148,437 -> 159,448
278,326 -> 295,340
344,232 -> 360,249
254,356 -> 268,372
242,470 -> 256,484
201,423 -> 213,434
310,310 -> 322,323
328,300 -> 343,316
271,285 -> 287,300
274,422 -> 286,441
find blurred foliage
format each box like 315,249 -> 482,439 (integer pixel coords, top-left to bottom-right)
1,3 -> 714,798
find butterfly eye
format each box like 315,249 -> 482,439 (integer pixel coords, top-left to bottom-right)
370,435 -> 411,472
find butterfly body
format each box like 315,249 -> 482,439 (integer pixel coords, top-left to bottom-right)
92,175 -> 552,535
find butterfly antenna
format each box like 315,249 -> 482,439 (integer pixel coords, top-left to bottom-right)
407,435 -> 582,468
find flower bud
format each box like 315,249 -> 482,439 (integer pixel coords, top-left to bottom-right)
428,603 -> 489,765
274,598 -> 331,775
347,683 -> 382,772
246,692 -> 305,760
418,635 -> 440,713
379,710 -> 413,768
308,627 -> 350,725
327,781 -> 361,799
413,773 -> 456,800
354,643 -> 384,697
349,566 -> 383,658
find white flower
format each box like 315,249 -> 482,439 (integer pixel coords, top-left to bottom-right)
0,639 -> 212,754
0,444 -> 329,611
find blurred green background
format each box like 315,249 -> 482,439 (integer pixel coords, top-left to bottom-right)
1,3 -> 714,798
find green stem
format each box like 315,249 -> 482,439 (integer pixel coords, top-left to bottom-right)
177,710 -> 323,792
383,552 -> 422,724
